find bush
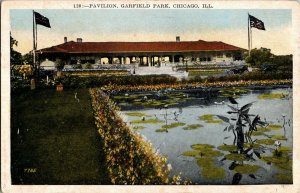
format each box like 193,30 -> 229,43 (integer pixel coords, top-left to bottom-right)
90,89 -> 182,184
61,75 -> 178,88
188,71 -> 292,83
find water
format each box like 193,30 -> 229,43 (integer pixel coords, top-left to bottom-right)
112,87 -> 293,184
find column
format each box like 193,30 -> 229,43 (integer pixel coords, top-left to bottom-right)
172,55 -> 175,64
159,56 -> 162,66
152,57 -> 154,66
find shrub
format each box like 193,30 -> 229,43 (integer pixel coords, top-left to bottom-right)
90,89 -> 182,184
61,75 -> 178,88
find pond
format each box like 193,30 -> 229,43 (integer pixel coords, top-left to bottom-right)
110,87 -> 293,184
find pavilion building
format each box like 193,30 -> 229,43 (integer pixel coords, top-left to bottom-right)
37,37 -> 245,67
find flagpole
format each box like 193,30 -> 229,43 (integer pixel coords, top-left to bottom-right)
250,24 -> 252,52
32,10 -> 36,68
248,13 -> 250,57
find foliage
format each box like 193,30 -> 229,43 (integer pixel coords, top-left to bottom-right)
18,64 -> 33,78
22,52 -> 34,65
65,70 -> 128,77
10,33 -> 22,65
55,58 -> 65,71
82,62 -> 93,69
61,74 -> 177,89
90,89 -> 183,184
245,48 -> 272,67
246,48 -> 292,75
101,79 -> 291,93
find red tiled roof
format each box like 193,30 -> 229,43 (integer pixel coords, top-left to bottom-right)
38,40 -> 243,54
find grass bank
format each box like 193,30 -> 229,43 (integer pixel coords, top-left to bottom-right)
11,89 -> 110,184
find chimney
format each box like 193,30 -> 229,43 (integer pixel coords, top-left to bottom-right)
64,37 -> 67,43
77,38 -> 82,43
176,36 -> 180,42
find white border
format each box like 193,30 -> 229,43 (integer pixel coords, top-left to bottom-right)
1,1 -> 300,193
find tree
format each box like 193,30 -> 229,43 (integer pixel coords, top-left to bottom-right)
10,33 -> 22,65
55,58 -> 65,71
22,52 -> 34,65
245,48 -> 272,67
273,55 -> 292,72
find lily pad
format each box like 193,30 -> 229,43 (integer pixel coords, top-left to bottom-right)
273,173 -> 293,183
132,126 -> 145,130
219,87 -> 249,98
161,122 -> 185,129
251,131 -> 265,136
257,93 -> 288,100
267,124 -> 282,130
201,166 -> 226,180
256,127 -> 271,132
200,150 -> 224,157
131,119 -> 163,124
233,164 -> 260,174
126,112 -> 150,117
256,138 -> 275,145
155,128 -> 168,132
196,157 -> 215,167
261,155 -> 289,164
182,151 -> 200,157
217,144 -> 238,152
225,153 -> 247,161
278,146 -> 292,153
275,160 -> 292,171
244,143 -> 261,149
199,114 -> 223,124
191,144 -> 214,151
183,124 -> 203,130
271,135 -> 287,140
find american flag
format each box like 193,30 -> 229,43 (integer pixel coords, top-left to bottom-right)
249,14 -> 265,30
34,11 -> 51,28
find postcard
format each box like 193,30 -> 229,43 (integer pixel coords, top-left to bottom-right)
1,0 -> 300,193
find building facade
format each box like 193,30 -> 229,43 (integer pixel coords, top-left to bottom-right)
37,37 -> 245,67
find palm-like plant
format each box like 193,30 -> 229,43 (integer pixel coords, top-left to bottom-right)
217,97 -> 267,152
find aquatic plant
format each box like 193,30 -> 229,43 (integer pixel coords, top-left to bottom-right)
125,112 -> 150,117
216,96 -> 292,184
155,122 -> 186,132
257,93 -> 288,100
199,114 -> 223,124
131,119 -> 163,124
219,87 -> 250,98
216,97 -> 270,184
183,124 -> 203,130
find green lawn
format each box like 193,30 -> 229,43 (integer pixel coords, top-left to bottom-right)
11,89 -> 111,184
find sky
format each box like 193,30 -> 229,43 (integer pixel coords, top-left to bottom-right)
10,9 -> 292,55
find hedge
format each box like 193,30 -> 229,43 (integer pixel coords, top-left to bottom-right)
90,89 -> 183,184
61,74 -> 178,88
